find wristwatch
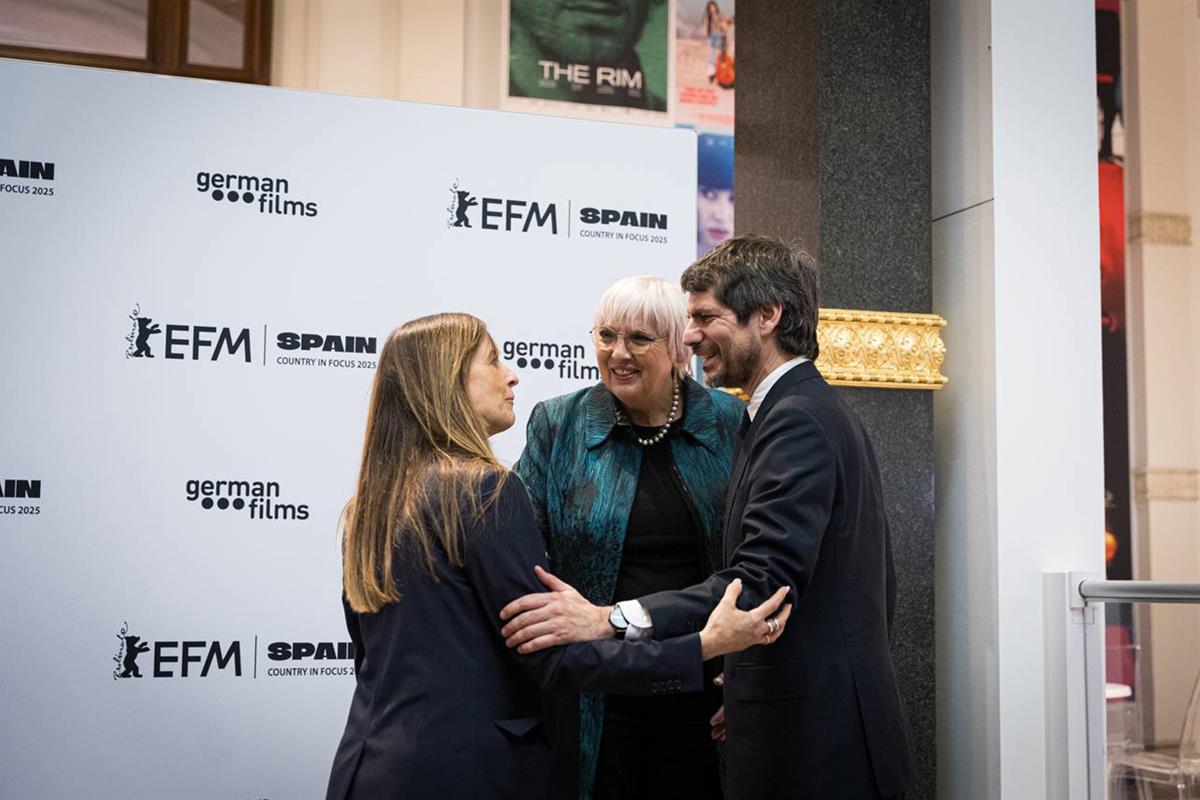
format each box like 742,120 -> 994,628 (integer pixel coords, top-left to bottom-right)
608,605 -> 629,639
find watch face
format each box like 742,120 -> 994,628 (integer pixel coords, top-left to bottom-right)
609,606 -> 628,631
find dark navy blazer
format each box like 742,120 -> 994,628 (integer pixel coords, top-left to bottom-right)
641,362 -> 915,799
325,473 -> 702,800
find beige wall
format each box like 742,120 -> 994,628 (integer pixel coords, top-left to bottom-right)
270,0 -> 501,108
1123,0 -> 1200,747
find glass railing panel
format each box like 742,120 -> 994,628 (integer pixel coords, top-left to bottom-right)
1099,599 -> 1200,800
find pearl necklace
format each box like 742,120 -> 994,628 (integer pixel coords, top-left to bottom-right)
616,381 -> 681,446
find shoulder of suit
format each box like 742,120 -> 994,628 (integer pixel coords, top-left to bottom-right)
761,391 -> 838,427
495,469 -> 534,506
474,468 -> 535,524
418,463 -> 527,527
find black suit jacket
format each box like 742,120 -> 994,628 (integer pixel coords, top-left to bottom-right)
641,361 -> 914,799
326,474 -> 702,800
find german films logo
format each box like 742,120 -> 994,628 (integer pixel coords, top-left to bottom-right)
185,477 -> 310,521
0,477 -> 41,517
0,157 -> 55,199
196,169 -> 318,218
501,337 -> 598,381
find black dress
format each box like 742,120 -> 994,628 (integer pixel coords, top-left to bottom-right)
593,419 -> 723,800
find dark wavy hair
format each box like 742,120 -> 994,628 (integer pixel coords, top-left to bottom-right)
681,234 -> 820,360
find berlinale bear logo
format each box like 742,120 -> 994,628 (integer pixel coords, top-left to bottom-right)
448,182 -> 478,228
125,304 -> 161,358
113,621 -> 150,679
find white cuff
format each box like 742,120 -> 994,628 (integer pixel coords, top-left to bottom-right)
616,600 -> 654,641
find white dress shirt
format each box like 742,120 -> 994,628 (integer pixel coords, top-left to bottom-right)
747,356 -> 810,421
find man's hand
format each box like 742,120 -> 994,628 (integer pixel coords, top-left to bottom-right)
698,579 -> 792,660
710,704 -> 726,742
499,565 -> 613,654
710,674 -> 726,741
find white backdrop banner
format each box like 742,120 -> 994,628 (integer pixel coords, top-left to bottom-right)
0,59 -> 696,800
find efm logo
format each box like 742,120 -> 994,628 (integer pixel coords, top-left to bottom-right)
113,621 -> 355,680
113,621 -> 241,680
446,178 -> 558,234
124,305 -> 380,372
125,303 -> 252,363
444,177 -> 669,245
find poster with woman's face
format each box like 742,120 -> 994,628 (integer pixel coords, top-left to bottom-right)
696,132 -> 733,257
675,0 -> 734,133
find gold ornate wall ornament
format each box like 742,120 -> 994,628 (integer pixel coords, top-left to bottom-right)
815,309 -> 948,390
1134,468 -> 1200,504
1128,212 -> 1192,246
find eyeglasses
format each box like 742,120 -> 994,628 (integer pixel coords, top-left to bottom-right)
590,327 -> 666,355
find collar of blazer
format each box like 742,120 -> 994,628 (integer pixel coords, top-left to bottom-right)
722,361 -> 826,537
583,375 -> 725,453
742,360 -> 824,441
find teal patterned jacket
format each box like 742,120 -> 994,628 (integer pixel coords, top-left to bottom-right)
513,376 -> 744,800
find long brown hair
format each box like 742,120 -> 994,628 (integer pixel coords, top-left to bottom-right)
342,312 -> 506,613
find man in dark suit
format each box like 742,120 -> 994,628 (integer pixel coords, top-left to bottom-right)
501,235 -> 913,799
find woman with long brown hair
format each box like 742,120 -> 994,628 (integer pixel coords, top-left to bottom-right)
325,312 -> 789,800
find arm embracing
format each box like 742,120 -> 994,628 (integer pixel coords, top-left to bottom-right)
640,403 -> 836,637
465,475 -> 704,696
